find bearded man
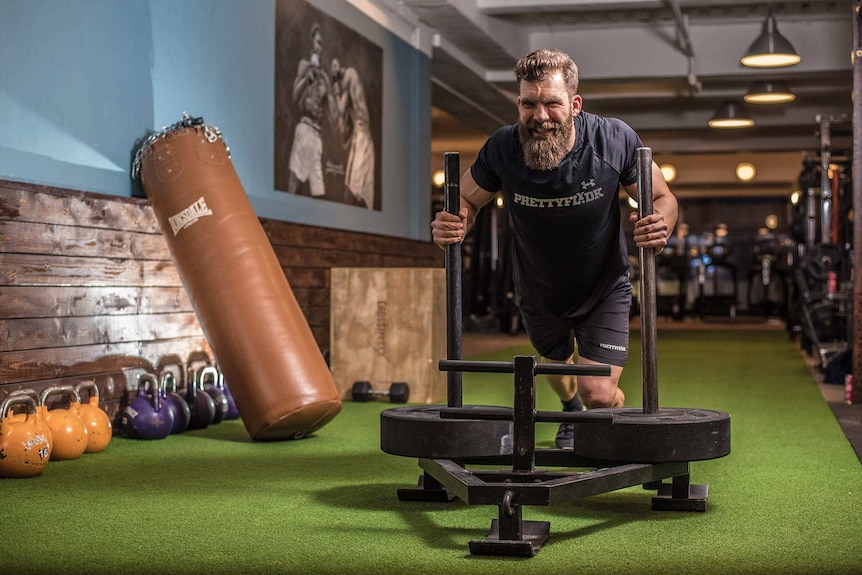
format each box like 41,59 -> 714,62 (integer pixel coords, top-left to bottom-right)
431,49 -> 678,449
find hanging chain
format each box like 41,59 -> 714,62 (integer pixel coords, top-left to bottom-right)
131,112 -> 227,180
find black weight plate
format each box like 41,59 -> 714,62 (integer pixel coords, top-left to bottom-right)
572,407 -> 731,463
380,405 -> 513,459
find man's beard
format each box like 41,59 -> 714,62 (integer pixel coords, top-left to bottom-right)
517,114 -> 573,171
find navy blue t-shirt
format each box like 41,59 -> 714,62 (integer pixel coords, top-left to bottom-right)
471,111 -> 642,317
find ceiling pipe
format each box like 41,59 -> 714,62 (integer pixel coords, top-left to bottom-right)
667,0 -> 701,94
431,76 -> 511,127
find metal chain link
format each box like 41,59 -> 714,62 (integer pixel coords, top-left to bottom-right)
130,112 -> 227,180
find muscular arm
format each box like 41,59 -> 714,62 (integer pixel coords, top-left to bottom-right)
330,85 -> 345,132
292,60 -> 311,105
328,79 -> 345,132
431,169 -> 496,246
624,160 -> 678,248
329,69 -> 355,133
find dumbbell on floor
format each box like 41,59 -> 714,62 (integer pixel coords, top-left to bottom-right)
351,381 -> 410,404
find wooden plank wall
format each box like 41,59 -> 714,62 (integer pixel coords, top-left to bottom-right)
0,180 -> 442,426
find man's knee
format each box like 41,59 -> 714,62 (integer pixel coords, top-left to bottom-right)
579,380 -> 623,408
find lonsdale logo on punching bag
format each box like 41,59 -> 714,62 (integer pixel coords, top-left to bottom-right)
168,196 -> 213,236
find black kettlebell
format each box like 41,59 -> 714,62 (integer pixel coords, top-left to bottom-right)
160,371 -> 191,434
185,369 -> 215,431
198,366 -> 229,425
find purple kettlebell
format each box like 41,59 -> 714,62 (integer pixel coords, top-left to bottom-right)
216,370 -> 240,420
185,369 -> 216,431
160,371 -> 190,434
123,373 -> 174,440
199,366 -> 229,425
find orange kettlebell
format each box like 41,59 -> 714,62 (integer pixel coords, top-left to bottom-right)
5,389 -> 53,449
4,389 -> 39,424
40,385 -> 88,461
0,394 -> 52,478
74,380 -> 112,453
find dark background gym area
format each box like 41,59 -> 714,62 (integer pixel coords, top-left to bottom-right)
2,1 -> 861,573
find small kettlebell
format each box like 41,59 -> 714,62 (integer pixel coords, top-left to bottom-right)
0,394 -> 52,478
216,370 -> 240,420
5,389 -> 53,448
160,371 -> 191,434
40,385 -> 87,461
185,369 -> 215,431
4,389 -> 53,461
74,380 -> 112,453
122,374 -> 174,440
199,366 -> 229,425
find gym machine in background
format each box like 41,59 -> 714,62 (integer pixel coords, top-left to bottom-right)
747,235 -> 792,320
852,3 -> 862,404
456,188 -> 797,329
692,242 -> 739,319
789,115 -> 853,373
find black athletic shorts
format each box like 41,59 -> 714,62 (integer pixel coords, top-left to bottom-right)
520,277 -> 632,366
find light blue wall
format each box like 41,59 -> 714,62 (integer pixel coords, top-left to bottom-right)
0,0 -> 432,241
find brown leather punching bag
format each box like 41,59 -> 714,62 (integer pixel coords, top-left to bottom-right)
133,114 -> 341,440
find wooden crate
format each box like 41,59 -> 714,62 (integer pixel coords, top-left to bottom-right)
330,268 -> 447,404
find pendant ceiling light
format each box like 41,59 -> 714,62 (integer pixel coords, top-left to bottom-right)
708,100 -> 755,129
744,80 -> 796,104
741,14 -> 801,68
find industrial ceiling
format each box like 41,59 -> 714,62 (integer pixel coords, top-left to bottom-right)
401,0 -> 853,199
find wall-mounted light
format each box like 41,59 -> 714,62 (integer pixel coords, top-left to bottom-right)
715,223 -> 729,238
765,214 -> 778,230
495,194 -> 504,208
708,100 -> 755,129
432,169 -> 445,188
790,189 -> 801,205
741,13 -> 801,68
744,80 -> 796,104
660,164 -> 677,183
736,162 -> 757,182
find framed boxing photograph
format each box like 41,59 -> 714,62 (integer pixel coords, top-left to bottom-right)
274,0 -> 383,211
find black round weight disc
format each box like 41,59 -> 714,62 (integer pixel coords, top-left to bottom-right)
572,407 -> 731,463
380,406 -> 513,459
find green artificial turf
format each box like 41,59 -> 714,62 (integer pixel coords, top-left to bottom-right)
3,329 -> 862,574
